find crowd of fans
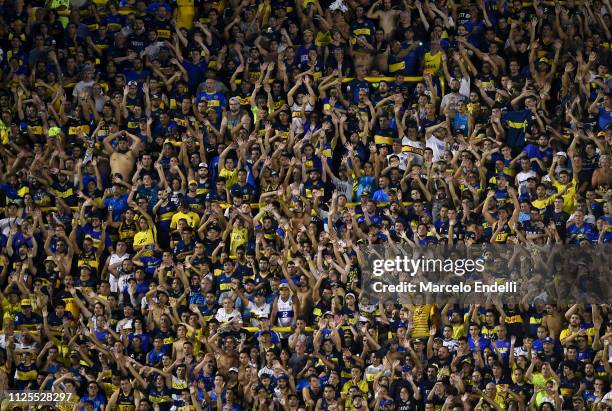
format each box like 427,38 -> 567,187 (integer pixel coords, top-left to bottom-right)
0,0 -> 611,410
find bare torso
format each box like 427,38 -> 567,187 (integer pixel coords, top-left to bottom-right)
378,10 -> 399,38
110,152 -> 136,181
215,351 -> 239,374
173,338 -> 187,360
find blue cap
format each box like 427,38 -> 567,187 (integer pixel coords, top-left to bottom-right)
401,365 -> 412,372
543,336 -> 554,344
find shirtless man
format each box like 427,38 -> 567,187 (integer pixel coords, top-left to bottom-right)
279,257 -> 312,317
203,332 -> 239,375
102,129 -> 142,181
172,324 -> 189,360
542,304 -> 564,340
43,225 -> 75,277
367,0 -> 401,40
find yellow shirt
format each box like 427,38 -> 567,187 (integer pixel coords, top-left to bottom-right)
528,372 -> 554,390
0,120 -> 9,144
531,194 -> 556,212
423,51 -> 442,75
133,227 -> 157,250
229,227 -> 248,259
219,167 -> 238,188
553,178 -> 577,213
1,297 -> 21,322
341,379 -> 369,395
175,0 -> 195,29
170,211 -> 201,230
256,3 -> 272,26
559,327 -> 596,345
56,394 -> 79,411
411,304 -> 435,338
451,323 -> 466,339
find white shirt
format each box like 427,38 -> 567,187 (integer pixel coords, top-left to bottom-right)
401,137 -> 426,165
516,170 -> 537,195
443,338 -> 459,351
514,346 -> 530,358
426,135 -> 447,162
459,77 -> 471,98
290,102 -> 313,129
0,217 -> 22,237
330,175 -> 355,202
440,91 -> 467,113
258,366 -> 275,378
108,254 -> 131,293
72,80 -> 95,98
247,301 -> 271,326
365,364 -> 387,379
215,308 -> 241,323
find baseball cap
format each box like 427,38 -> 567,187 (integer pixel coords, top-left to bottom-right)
128,80 -> 138,86
198,162 -> 208,169
556,151 -> 567,158
228,367 -> 239,373
21,299 -> 32,306
543,336 -> 554,344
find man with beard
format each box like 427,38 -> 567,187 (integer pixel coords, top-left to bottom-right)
220,97 -> 250,139
440,77 -> 469,114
